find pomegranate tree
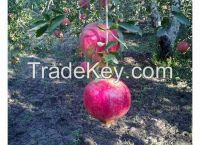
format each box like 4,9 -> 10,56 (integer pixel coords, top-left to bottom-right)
79,0 -> 134,126
38,0 -> 138,127
177,41 -> 190,53
83,78 -> 131,124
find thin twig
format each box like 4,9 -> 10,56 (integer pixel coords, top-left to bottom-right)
47,0 -> 54,10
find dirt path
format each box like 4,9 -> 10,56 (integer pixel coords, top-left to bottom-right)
8,33 -> 192,145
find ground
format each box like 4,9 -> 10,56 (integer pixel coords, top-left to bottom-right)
8,32 -> 192,145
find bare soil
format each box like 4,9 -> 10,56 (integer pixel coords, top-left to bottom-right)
8,33 -> 192,145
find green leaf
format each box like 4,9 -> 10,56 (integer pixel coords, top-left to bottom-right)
118,30 -> 125,51
36,24 -> 48,37
105,41 -> 118,50
33,20 -> 46,25
48,15 -> 65,32
43,13 -> 51,21
172,11 -> 191,25
111,32 -> 128,49
30,20 -> 47,31
156,27 -> 167,37
161,17 -> 170,27
103,54 -> 119,64
118,22 -> 142,36
52,9 -> 63,14
110,23 -> 119,29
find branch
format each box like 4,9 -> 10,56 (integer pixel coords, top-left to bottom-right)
151,1 -> 161,28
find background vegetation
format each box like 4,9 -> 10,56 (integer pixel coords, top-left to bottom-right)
8,1 -> 192,144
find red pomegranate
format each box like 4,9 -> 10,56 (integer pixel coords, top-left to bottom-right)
61,18 -> 71,26
177,41 -> 190,53
79,0 -> 90,8
99,0 -> 110,7
83,78 -> 131,124
80,61 -> 88,73
53,30 -> 64,38
80,23 -> 120,60
91,53 -> 102,62
79,13 -> 87,21
63,8 -> 71,13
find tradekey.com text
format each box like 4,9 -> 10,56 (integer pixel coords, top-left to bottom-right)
27,62 -> 173,82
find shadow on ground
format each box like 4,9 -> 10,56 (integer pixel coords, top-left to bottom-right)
8,34 -> 192,145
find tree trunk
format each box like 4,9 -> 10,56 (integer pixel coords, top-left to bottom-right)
151,0 -> 181,59
167,0 -> 181,45
151,1 -> 161,28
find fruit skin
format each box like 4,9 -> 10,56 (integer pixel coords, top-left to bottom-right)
79,0 -> 90,8
63,8 -> 71,13
61,18 -> 71,26
80,23 -> 120,60
53,30 -> 64,38
177,41 -> 190,53
80,61 -> 88,73
99,0 -> 109,7
83,78 -> 131,123
91,53 -> 102,62
79,13 -> 87,21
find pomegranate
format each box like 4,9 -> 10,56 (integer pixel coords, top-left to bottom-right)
63,8 -> 71,13
53,30 -> 64,38
91,53 -> 102,62
83,78 -> 131,124
80,23 -> 120,60
177,41 -> 190,53
80,61 -> 89,73
79,0 -> 90,8
61,18 -> 71,26
99,0 -> 110,7
118,18 -> 124,23
79,13 -> 87,21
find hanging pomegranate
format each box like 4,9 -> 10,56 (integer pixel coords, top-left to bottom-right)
177,41 -> 190,53
83,78 -> 131,125
79,23 -> 120,61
